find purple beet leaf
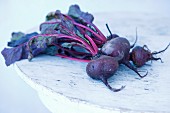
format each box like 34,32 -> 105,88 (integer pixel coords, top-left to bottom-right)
1,45 -> 24,66
68,4 -> 94,23
8,32 -> 38,47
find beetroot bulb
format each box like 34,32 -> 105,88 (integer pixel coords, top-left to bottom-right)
101,24 -> 147,78
130,43 -> 170,67
86,55 -> 125,92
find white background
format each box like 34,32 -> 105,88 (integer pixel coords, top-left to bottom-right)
0,0 -> 170,113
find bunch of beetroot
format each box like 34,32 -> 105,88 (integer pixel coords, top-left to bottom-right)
1,4 -> 170,92
86,24 -> 170,92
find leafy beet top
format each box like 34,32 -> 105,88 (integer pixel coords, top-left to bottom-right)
1,4 -> 106,66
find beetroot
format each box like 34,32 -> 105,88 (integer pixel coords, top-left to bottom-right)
101,25 -> 147,78
102,24 -> 137,63
86,55 -> 125,92
101,37 -> 130,63
130,43 -> 170,67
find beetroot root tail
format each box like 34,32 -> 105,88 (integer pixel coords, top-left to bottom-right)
152,43 -> 170,55
123,61 -> 148,78
151,56 -> 163,63
101,77 -> 125,92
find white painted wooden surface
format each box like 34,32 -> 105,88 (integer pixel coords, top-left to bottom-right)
14,12 -> 170,113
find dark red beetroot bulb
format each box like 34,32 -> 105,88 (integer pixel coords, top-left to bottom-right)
86,55 -> 125,92
101,37 -> 131,63
102,24 -> 147,78
130,43 -> 170,67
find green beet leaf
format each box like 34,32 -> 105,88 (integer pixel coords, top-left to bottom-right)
10,32 -> 25,41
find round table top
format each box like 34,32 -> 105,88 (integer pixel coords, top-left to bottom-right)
14,12 -> 170,113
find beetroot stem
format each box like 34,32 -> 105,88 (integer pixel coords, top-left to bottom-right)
56,54 -> 90,62
56,34 -> 96,55
64,13 -> 106,43
52,42 -> 91,56
73,22 -> 105,43
85,34 -> 98,55
62,14 -> 75,21
28,34 -> 96,58
89,23 -> 107,42
106,23 -> 113,37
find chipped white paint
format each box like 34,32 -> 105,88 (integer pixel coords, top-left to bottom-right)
14,12 -> 170,113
